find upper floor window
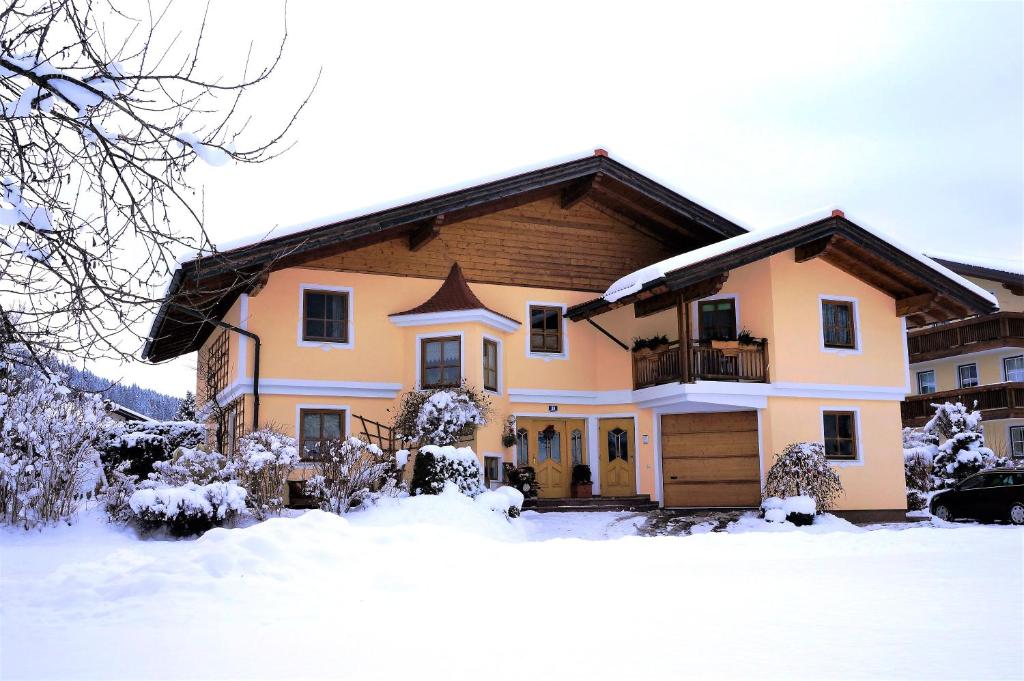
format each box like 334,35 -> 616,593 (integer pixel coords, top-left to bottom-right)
299,409 -> 345,460
1004,355 -> 1024,382
958,363 -> 979,388
823,410 -> 858,460
917,370 -> 936,395
1010,426 -> 1024,459
483,338 -> 499,392
303,290 -> 349,343
698,299 -> 736,342
421,336 -> 461,388
530,306 -> 563,354
821,300 -> 856,349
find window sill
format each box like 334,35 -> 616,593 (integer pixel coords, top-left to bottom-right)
527,350 -> 568,361
827,458 -> 863,468
298,339 -> 353,350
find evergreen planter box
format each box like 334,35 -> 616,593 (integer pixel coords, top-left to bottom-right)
571,482 -> 593,498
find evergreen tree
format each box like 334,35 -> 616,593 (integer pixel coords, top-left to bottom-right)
174,392 -> 197,421
926,402 -> 996,490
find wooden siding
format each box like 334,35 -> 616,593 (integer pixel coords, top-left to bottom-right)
300,196 -> 677,292
661,412 -> 761,508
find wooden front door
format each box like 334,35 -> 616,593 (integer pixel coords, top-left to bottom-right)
660,411 -> 760,508
517,418 -> 587,498
599,418 -> 636,497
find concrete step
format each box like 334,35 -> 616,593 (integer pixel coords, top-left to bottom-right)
525,503 -> 659,513
523,495 -> 657,513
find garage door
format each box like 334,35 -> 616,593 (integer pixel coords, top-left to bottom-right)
661,411 -> 760,508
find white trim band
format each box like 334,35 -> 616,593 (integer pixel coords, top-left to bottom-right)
389,309 -> 520,333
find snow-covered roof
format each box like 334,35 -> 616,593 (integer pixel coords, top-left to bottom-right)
923,251 -> 1024,278
602,211 -> 999,307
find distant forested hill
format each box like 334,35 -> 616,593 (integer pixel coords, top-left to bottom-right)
63,364 -> 182,420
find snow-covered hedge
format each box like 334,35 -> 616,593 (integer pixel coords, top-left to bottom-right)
0,355 -> 106,528
475,485 -> 525,519
150,447 -> 227,486
227,428 -> 299,519
761,495 -> 815,526
393,385 -> 492,447
763,442 -> 844,513
98,420 -> 205,480
303,437 -> 401,514
411,445 -> 483,497
128,481 -> 246,536
903,427 -> 937,511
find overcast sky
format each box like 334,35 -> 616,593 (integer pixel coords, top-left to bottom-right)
89,0 -> 1023,398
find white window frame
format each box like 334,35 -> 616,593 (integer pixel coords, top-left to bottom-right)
1002,354 -> 1024,383
818,405 -> 863,467
916,369 -> 936,395
690,293 -> 740,341
818,294 -> 861,355
482,454 -> 504,489
482,333 -> 503,395
297,284 -> 354,350
525,301 -> 569,361
957,363 -> 979,389
415,331 -> 464,390
294,403 -> 351,466
1009,425 -> 1024,460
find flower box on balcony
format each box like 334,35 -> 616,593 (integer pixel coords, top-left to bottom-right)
711,339 -> 741,356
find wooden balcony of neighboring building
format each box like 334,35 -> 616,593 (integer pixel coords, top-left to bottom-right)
907,312 -> 1024,363
632,340 -> 769,389
901,381 -> 1024,427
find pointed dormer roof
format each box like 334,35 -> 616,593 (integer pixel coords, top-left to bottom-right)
389,263 -> 520,332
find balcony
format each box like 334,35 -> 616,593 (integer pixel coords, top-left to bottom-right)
907,312 -> 1024,363
632,340 -> 769,389
901,381 -> 1024,427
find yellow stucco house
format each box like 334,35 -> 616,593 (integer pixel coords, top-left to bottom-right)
144,151 -> 998,519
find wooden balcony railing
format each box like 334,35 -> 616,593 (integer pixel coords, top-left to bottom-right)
907,312 -> 1024,363
632,341 -> 769,389
901,381 -> 1024,427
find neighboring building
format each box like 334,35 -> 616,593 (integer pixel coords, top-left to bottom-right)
143,151 -> 996,516
105,400 -> 153,422
902,256 -> 1024,460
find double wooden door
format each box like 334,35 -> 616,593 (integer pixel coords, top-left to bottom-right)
516,418 -> 587,498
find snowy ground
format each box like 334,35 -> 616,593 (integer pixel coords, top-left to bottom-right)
2,494 -> 1022,681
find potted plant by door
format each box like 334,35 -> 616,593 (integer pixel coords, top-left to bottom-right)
571,464 -> 593,498
737,328 -> 766,348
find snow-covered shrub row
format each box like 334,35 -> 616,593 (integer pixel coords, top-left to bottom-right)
98,420 -> 205,480
303,437 -> 401,514
392,384 -> 492,447
128,481 -> 246,537
411,445 -> 483,497
474,485 -> 525,519
0,354 -> 106,528
925,402 -> 1005,490
227,428 -> 299,520
151,447 -> 227,486
762,442 -> 844,513
761,495 -> 816,526
903,427 -> 937,510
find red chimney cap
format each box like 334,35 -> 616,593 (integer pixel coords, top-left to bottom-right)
593,148 -> 608,157
831,209 -> 845,218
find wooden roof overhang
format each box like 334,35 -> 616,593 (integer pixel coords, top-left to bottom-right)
930,257 -> 1024,296
566,215 -> 999,327
143,153 -> 747,362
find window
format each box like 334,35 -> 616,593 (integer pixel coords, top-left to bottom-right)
698,299 -> 736,342
1004,355 -> 1024,382
1010,426 -> 1024,459
958,474 -> 992,490
530,306 -> 563,354
570,428 -> 584,466
537,426 -> 561,463
821,300 -> 856,349
957,363 -> 979,388
421,336 -> 461,388
822,411 -> 857,460
917,370 -> 936,395
607,427 -> 629,463
483,339 -> 498,392
303,290 -> 349,343
483,456 -> 503,488
515,427 -> 529,466
299,409 -> 345,460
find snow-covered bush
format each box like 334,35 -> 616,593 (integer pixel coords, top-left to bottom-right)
761,495 -> 816,526
149,447 -> 228,486
98,420 -> 205,480
0,355 -> 106,528
502,463 -> 540,499
303,437 -> 401,514
474,485 -> 525,519
227,428 -> 300,520
128,481 -> 246,536
926,402 -> 997,490
763,442 -> 844,513
410,445 -> 483,497
393,384 -> 492,446
903,427 -> 937,511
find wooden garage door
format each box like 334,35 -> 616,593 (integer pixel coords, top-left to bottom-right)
661,412 -> 760,508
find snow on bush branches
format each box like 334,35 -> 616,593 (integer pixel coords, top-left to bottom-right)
411,445 -> 484,497
128,481 -> 246,537
393,384 -> 491,447
303,437 -> 400,514
925,402 -> 999,490
903,427 -> 938,510
763,442 -> 844,513
0,354 -> 106,528
228,428 -> 299,520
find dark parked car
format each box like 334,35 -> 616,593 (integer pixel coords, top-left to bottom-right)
930,468 -> 1024,525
